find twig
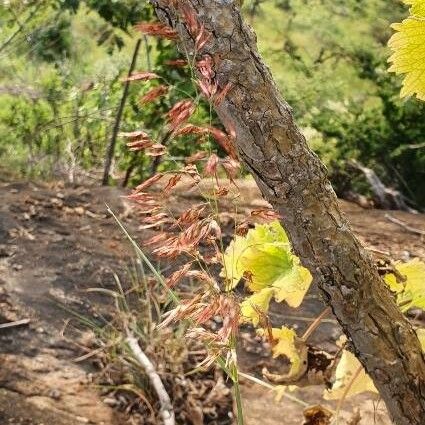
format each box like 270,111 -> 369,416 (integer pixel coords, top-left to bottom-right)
0,318 -> 30,329
334,365 -> 363,424
365,246 -> 391,258
385,214 -> 425,236
301,307 -> 332,341
238,371 -> 311,408
126,334 -> 175,425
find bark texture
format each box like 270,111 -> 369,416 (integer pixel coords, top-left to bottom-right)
149,1 -> 425,423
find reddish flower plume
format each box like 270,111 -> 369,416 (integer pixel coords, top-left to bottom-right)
195,25 -> 211,51
121,71 -> 159,83
214,82 -> 233,106
134,22 -> 178,40
204,154 -> 220,177
126,139 -> 155,151
166,263 -> 192,288
146,143 -> 167,157
180,3 -> 200,36
206,126 -> 238,159
119,130 -> 150,140
164,59 -> 187,67
186,151 -> 208,164
139,85 -> 168,104
133,173 -> 164,192
163,174 -> 182,193
197,56 -> 214,80
167,99 -> 195,130
251,209 -> 281,221
120,130 -> 155,151
173,124 -> 209,137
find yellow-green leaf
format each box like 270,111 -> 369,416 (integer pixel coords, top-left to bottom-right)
384,259 -> 425,312
240,287 -> 274,326
273,260 -> 312,308
388,1 -> 425,101
324,349 -> 378,400
405,0 -> 425,16
262,326 -> 306,380
221,221 -> 291,290
221,233 -> 251,289
221,221 -> 312,308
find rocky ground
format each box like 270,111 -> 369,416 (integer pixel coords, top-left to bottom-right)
0,178 -> 423,424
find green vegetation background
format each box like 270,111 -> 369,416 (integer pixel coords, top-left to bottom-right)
0,0 -> 424,207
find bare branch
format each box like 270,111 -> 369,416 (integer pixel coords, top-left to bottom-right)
126,335 -> 175,425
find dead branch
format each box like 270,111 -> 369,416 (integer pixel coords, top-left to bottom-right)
0,318 -> 30,330
348,160 -> 415,212
126,334 -> 175,425
385,214 -> 425,237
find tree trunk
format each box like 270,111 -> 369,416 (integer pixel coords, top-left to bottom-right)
149,1 -> 425,424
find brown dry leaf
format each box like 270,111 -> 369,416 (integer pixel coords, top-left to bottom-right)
303,405 -> 333,425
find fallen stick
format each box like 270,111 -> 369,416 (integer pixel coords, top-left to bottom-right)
385,214 -> 425,236
0,318 -> 30,330
126,334 -> 175,425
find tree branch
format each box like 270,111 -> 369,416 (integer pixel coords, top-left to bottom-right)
126,335 -> 175,425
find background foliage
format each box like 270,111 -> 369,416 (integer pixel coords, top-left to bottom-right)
0,0 -> 424,207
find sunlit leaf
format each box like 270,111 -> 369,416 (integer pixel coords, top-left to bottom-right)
324,329 -> 425,402
221,221 -> 312,308
405,0 -> 425,16
269,326 -> 305,379
241,243 -> 293,292
273,260 -> 312,308
240,287 -> 274,326
384,259 -> 425,311
221,233 -> 251,289
324,349 -> 378,400
388,0 -> 425,100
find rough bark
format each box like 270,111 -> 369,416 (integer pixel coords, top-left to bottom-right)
149,1 -> 425,424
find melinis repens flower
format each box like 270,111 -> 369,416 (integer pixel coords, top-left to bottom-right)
120,130 -> 155,151
167,99 -> 195,130
134,22 -> 178,40
146,144 -> 167,157
206,126 -> 238,159
139,85 -> 169,104
164,59 -> 187,67
121,71 -> 159,83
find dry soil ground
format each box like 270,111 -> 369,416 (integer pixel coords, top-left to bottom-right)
0,178 -> 424,425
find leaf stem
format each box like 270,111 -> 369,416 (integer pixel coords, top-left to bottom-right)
301,306 -> 332,342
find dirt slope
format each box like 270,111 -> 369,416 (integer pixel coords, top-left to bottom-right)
0,179 -> 423,424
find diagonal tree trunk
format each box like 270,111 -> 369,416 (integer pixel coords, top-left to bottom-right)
148,1 -> 425,424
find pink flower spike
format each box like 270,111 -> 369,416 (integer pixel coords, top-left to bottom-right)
139,85 -> 168,104
146,144 -> 167,157
121,71 -> 159,83
214,82 -> 233,106
134,22 -> 178,40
